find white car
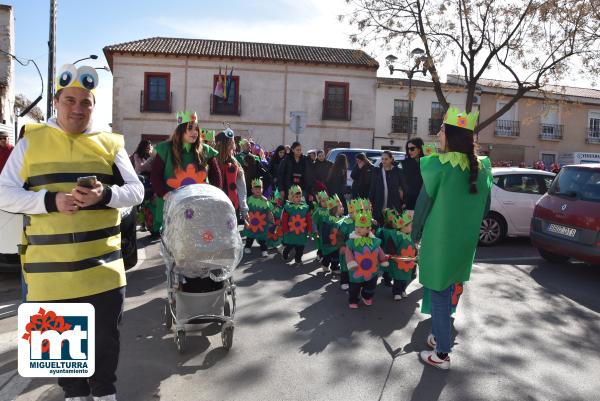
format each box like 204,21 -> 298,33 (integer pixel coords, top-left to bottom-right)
480,167 -> 556,246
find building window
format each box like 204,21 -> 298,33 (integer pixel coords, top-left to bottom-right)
323,82 -> 350,120
391,99 -> 416,134
142,73 -> 171,112
211,75 -> 240,115
429,102 -> 444,135
588,112 -> 600,143
394,99 -> 412,117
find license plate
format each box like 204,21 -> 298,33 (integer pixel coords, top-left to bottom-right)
547,223 -> 577,238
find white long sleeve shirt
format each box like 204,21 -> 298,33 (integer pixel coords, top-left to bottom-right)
0,119 -> 144,214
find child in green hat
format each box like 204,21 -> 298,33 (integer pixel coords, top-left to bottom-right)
281,185 -> 312,266
243,178 -> 274,257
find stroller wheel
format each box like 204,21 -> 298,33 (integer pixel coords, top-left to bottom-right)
175,330 -> 186,353
164,302 -> 172,330
221,322 -> 234,350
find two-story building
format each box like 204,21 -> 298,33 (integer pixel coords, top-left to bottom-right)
374,77 -> 470,150
103,37 -> 379,152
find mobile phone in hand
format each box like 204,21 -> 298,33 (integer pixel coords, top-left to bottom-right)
77,176 -> 97,189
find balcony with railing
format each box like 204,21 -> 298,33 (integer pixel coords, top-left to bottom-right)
391,116 -> 417,134
428,118 -> 443,135
322,99 -> 352,121
140,90 -> 172,113
587,127 -> 600,144
210,94 -> 242,116
539,124 -> 563,140
494,120 -> 520,137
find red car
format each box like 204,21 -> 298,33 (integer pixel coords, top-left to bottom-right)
530,164 -> 600,265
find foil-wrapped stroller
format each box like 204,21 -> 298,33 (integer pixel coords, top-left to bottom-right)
160,184 -> 243,353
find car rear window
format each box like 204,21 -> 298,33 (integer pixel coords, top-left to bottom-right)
549,167 -> 600,202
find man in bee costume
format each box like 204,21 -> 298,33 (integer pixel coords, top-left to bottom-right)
0,64 -> 144,401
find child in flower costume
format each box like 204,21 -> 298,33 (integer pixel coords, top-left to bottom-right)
318,194 -> 344,274
337,198 -> 365,290
243,178 -> 274,257
344,210 -> 389,308
266,188 -> 284,249
376,209 -> 417,301
412,107 -> 492,370
281,185 -> 313,266
312,190 -> 331,261
150,111 -> 222,237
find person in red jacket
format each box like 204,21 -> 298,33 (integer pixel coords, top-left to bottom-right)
0,130 -> 14,173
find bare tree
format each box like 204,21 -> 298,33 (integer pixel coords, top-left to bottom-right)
14,94 -> 44,122
342,0 -> 600,132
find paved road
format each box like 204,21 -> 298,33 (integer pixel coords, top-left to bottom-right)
1,236 -> 599,401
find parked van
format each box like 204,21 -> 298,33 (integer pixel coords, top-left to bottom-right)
325,148 -> 405,187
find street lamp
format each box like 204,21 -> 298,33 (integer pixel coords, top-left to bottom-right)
386,48 -> 429,140
73,54 -> 98,65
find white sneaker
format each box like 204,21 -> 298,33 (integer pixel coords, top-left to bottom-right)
93,395 -> 117,401
427,334 -> 437,349
244,248 -> 251,254
420,350 -> 450,370
340,284 -> 349,291
401,291 -> 408,298
261,251 -> 268,257
321,264 -> 331,273
394,294 -> 402,301
66,398 -> 89,401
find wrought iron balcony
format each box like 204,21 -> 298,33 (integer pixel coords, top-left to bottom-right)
494,120 -> 520,137
539,124 -> 563,140
391,116 -> 417,134
210,94 -> 242,116
428,118 -> 443,135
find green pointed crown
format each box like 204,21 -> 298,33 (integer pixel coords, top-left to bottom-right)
251,178 -> 263,188
316,191 -> 329,203
443,107 -> 479,131
360,198 -> 372,211
325,194 -> 340,209
355,210 -> 372,228
348,198 -> 364,215
383,208 -> 401,228
400,211 -> 413,226
288,185 -> 302,200
201,128 -> 215,141
176,111 -> 198,125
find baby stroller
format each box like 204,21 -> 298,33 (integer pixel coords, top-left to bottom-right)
160,184 -> 243,353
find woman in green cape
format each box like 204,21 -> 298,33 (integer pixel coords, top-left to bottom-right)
412,107 -> 492,370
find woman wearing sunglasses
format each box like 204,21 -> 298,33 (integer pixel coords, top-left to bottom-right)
401,137 -> 425,210
149,111 -> 223,239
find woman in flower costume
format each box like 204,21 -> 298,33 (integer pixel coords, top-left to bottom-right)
281,185 -> 313,266
344,210 -> 389,309
243,178 -> 274,257
337,198 -> 364,291
312,190 -> 331,261
318,194 -> 344,274
214,128 -> 249,221
150,111 -> 222,238
266,188 -> 284,249
411,107 -> 492,370
376,209 -> 417,301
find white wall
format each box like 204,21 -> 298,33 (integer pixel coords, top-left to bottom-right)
374,82 -> 468,149
111,55 -> 377,152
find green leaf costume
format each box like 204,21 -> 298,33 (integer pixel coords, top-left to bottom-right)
242,195 -> 273,241
267,204 -> 283,248
282,201 -> 311,245
345,235 -> 384,284
319,214 -> 342,256
336,216 -> 354,273
412,153 -> 492,291
312,206 -> 330,253
376,227 -> 416,281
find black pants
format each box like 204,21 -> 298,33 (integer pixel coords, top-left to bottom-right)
340,271 -> 350,287
283,244 -> 305,263
348,277 -> 378,304
392,279 -> 409,295
57,287 -> 125,398
322,251 -> 339,272
245,237 -> 267,251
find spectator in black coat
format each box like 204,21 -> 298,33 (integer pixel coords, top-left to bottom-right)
350,152 -> 373,199
400,137 -> 424,210
278,142 -> 312,197
369,150 -> 406,224
311,150 -> 332,189
267,145 -> 286,191
326,153 -> 348,211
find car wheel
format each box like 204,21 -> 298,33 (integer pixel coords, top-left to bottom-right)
479,213 -> 506,246
538,248 -> 570,264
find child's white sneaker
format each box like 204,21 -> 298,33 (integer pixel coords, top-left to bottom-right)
401,291 -> 408,298
321,264 -> 331,273
393,294 -> 402,301
420,350 -> 450,370
66,398 -> 89,401
244,248 -> 251,254
426,334 -> 437,349
340,284 -> 349,291
261,251 -> 268,257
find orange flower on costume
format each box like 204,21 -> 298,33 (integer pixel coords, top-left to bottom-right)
288,214 -> 307,235
246,211 -> 267,233
166,164 -> 208,189
457,116 -> 467,127
392,245 -> 417,272
452,283 -> 463,306
353,249 -> 379,281
329,228 -> 339,246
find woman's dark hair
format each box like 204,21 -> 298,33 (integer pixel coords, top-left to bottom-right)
134,139 -> 152,159
214,135 -> 236,164
406,137 -> 424,158
381,150 -> 394,160
170,122 -> 205,170
290,141 -> 301,151
272,145 -> 286,160
444,124 -> 479,194
356,152 -> 373,167
328,153 -> 348,182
